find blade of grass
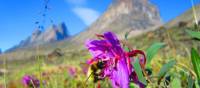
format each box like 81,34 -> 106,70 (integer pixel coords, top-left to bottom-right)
133,59 -> 147,85
195,79 -> 200,88
3,57 -> 7,88
146,43 -> 165,67
191,48 -> 200,80
186,30 -> 200,39
190,0 -> 198,26
158,60 -> 176,80
188,74 -> 194,88
171,77 -> 181,88
124,30 -> 131,40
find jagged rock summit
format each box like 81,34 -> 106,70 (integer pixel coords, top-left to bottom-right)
20,22 -> 69,47
6,22 -> 70,52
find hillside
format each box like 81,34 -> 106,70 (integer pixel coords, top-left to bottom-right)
165,5 -> 200,28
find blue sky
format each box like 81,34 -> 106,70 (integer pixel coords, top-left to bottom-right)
0,0 -> 200,51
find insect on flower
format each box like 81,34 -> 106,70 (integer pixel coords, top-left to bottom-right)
85,32 -> 147,88
86,60 -> 106,83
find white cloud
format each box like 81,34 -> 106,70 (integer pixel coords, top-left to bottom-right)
73,7 -> 100,26
66,0 -> 86,5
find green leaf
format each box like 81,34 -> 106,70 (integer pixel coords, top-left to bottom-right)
133,59 -> 147,85
124,31 -> 130,40
188,74 -> 194,88
146,43 -> 165,67
123,31 -> 131,51
129,83 -> 139,88
129,83 -> 135,88
195,80 -> 200,88
191,48 -> 200,80
124,46 -> 130,52
158,60 -> 176,80
186,30 -> 200,40
171,77 -> 181,88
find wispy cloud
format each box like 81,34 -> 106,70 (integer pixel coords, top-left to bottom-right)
73,7 -> 100,26
65,0 -> 101,26
66,0 -> 87,5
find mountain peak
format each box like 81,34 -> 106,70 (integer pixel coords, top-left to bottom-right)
114,0 -> 148,6
42,23 -> 69,42
34,22 -> 70,43
8,22 -> 70,51
57,22 -> 69,40
32,29 -> 42,36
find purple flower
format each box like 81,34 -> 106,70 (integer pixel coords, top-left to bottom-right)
85,32 -> 147,88
86,32 -> 130,88
67,67 -> 77,77
22,75 -> 40,88
80,63 -> 89,75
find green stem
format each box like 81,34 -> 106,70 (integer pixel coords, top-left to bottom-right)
190,0 -> 199,26
3,57 -> 7,88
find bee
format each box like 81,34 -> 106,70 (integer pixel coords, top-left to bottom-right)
86,60 -> 106,83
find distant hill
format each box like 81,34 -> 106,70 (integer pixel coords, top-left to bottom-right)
165,5 -> 200,28
6,22 -> 70,52
127,4 -> 200,58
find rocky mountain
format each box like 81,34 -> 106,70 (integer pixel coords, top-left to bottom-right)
6,22 -> 70,52
71,0 -> 162,42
